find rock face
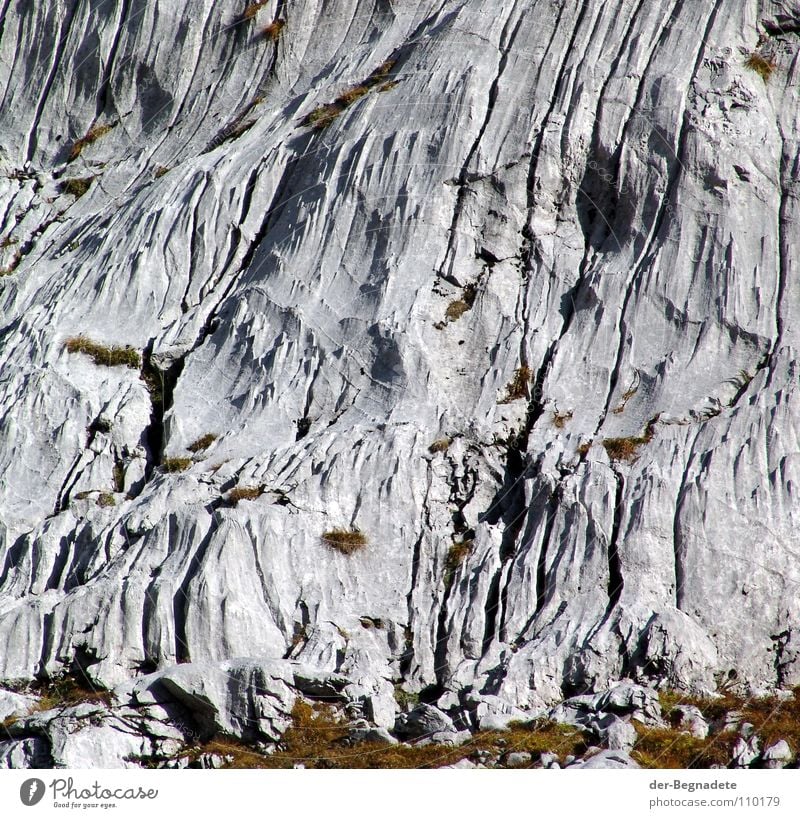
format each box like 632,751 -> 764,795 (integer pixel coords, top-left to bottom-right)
1,0 -> 800,766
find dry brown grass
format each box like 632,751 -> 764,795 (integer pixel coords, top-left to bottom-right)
428,437 -> 452,454
154,165 -> 170,178
33,676 -> 112,712
335,85 -> 370,106
0,250 -> 20,276
445,299 -> 470,321
64,336 -> 141,368
69,124 -> 113,161
577,441 -> 592,456
498,365 -> 531,404
553,410 -> 573,429
303,103 -> 341,130
181,701 -> 588,769
632,722 -> 734,769
745,52 -> 777,83
61,177 -> 93,198
187,433 -> 217,453
228,485 -> 263,506
321,528 -> 368,554
301,60 -> 397,131
241,1 -> 267,20
262,19 -> 285,41
445,539 -> 473,583
97,492 -> 116,507
602,416 -> 659,462
377,80 -> 399,93
161,457 -> 192,473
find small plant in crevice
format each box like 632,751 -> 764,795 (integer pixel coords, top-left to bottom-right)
262,19 -> 285,41
301,59 -> 397,131
69,123 -> 113,161
161,457 -> 192,473
113,461 -> 126,493
602,416 -> 659,463
240,1 -> 267,21
744,51 -> 777,82
32,674 -> 112,712
444,282 -> 478,323
552,410 -> 573,429
428,437 -> 452,454
153,165 -> 170,178
0,250 -> 21,276
498,365 -> 532,404
97,492 -> 116,507
377,80 -> 399,93
577,441 -> 592,456
64,336 -> 141,369
187,433 -> 218,453
228,485 -> 264,506
444,538 -> 473,585
612,383 -> 638,415
61,177 -> 93,198
321,527 -> 368,555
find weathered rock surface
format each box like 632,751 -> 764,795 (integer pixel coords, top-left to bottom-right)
1,0 -> 799,766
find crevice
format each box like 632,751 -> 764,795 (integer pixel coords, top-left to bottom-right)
25,1 -> 82,162
606,471 -> 625,610
535,485 -> 562,614
140,345 -> 185,478
96,0 -> 131,119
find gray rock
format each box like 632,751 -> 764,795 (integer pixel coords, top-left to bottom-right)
762,740 -> 793,769
603,717 -> 638,753
0,690 -> 37,723
347,725 -> 398,746
505,751 -> 533,767
731,736 -> 761,768
394,704 -> 455,739
0,0 -> 799,767
673,705 -> 709,740
570,750 -> 641,770
0,738 -> 51,769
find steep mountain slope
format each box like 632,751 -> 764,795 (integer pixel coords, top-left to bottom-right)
1,0 -> 799,767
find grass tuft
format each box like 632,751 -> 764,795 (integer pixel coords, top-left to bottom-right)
241,1 -> 267,21
97,492 -> 116,508
321,528 -> 368,554
498,365 -> 532,404
61,177 -> 93,198
744,52 -> 777,83
228,485 -> 263,506
553,410 -> 573,429
161,457 -> 192,473
262,19 -> 285,41
64,336 -> 141,369
428,437 -> 452,454
602,416 -> 659,463
179,701 -> 588,769
69,124 -> 113,161
187,433 -> 218,453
